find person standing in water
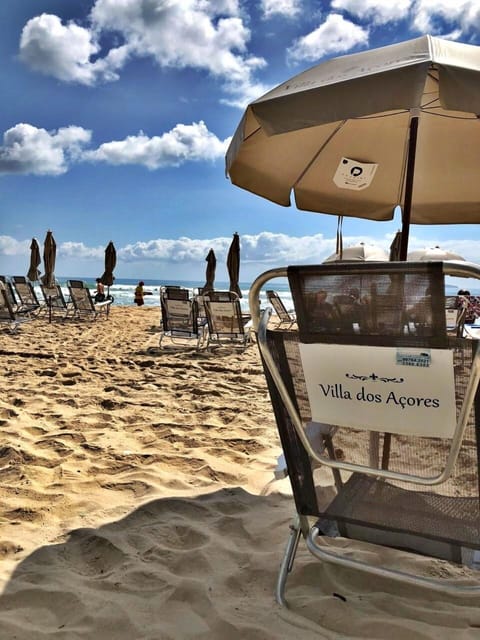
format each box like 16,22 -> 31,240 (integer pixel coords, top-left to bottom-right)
134,281 -> 152,306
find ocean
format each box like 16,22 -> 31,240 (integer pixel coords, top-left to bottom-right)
32,277 -> 292,312
30,275 -> 477,313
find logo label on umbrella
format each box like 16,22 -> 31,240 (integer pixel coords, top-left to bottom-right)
334,157 -> 378,190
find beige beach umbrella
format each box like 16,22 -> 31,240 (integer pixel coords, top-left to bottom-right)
389,231 -> 403,261
407,246 -> 466,261
324,242 -> 388,263
27,238 -> 41,281
101,241 -> 117,298
226,232 -> 242,297
203,249 -> 216,293
226,35 -> 480,260
41,230 -> 56,288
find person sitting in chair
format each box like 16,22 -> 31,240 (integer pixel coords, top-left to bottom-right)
309,289 -> 337,331
456,289 -> 476,324
94,278 -> 105,303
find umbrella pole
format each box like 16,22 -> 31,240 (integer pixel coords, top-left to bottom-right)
399,113 -> 419,261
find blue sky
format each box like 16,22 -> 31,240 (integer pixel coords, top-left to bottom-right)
1,0 -> 480,283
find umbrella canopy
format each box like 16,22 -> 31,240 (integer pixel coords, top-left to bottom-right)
407,246 -> 465,261
41,230 -> 56,287
203,248 -> 216,293
101,241 -> 117,287
324,242 -> 388,263
226,232 -> 242,298
226,35 -> 480,260
27,238 -> 41,281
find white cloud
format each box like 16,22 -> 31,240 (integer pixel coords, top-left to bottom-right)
120,237 -> 231,262
0,236 -> 30,256
412,0 -> 480,37
2,233 -> 480,284
0,123 -> 92,175
19,1 -> 268,106
261,0 -> 301,19
91,0 -> 268,106
60,242 -> 104,259
0,121 -> 227,173
287,13 -> 369,63
331,0 -> 413,25
103,232 -> 480,273
19,13 -> 128,85
83,121 -> 230,168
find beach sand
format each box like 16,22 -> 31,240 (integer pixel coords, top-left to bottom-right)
1,306 -> 480,639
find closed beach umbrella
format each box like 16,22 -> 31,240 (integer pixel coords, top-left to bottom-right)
407,246 -> 465,261
41,230 -> 57,287
227,232 -> 242,298
324,242 -> 388,263
27,238 -> 41,281
204,248 -> 216,293
101,241 -> 116,293
389,231 -> 403,261
226,35 -> 480,260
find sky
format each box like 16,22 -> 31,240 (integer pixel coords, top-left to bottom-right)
1,0 -> 480,284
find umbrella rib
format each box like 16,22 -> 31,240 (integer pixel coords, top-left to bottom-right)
244,125 -> 262,142
292,120 -> 347,188
422,110 -> 479,120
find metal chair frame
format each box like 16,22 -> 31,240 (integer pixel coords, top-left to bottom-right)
249,261 -> 480,606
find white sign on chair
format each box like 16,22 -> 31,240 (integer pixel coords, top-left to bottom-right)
299,343 -> 456,438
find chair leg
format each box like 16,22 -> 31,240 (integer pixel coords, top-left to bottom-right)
275,516 -> 302,606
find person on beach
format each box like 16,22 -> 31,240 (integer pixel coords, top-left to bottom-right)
134,281 -> 152,306
94,278 -> 106,303
456,289 -> 476,324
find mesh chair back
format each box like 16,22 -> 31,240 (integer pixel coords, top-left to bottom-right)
162,297 -> 199,337
12,276 -> 40,309
68,281 -> 95,313
164,286 -> 190,300
205,294 -> 245,337
289,262 -> 446,347
160,287 -> 191,331
267,290 -> 293,323
40,284 -> 68,310
208,290 -> 238,302
0,285 -> 14,322
68,280 -> 85,289
0,277 -> 18,308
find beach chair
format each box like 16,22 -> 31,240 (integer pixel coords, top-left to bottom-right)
67,280 -> 112,320
266,290 -> 296,327
445,296 -> 467,338
249,260 -> 480,606
159,286 -> 206,348
204,291 -> 252,349
0,282 -> 31,332
0,276 -> 19,312
194,292 -> 207,323
11,276 -> 41,315
40,283 -> 74,320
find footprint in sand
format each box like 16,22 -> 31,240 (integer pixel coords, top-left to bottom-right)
5,507 -> 42,523
60,530 -> 128,577
156,523 -> 209,551
100,480 -> 152,498
0,541 -> 23,557
24,426 -> 48,436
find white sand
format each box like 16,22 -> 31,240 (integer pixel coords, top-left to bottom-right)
0,306 -> 479,639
